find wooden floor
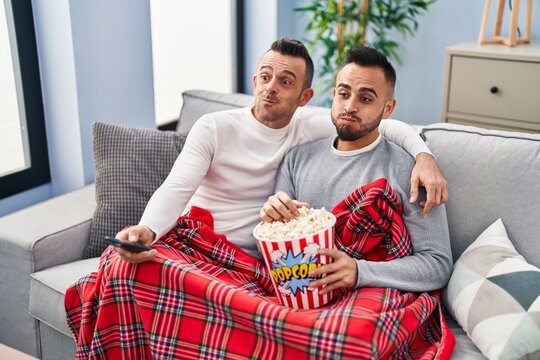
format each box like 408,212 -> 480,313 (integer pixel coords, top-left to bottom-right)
0,343 -> 38,359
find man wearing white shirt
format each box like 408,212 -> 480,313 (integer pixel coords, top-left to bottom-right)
114,38 -> 447,262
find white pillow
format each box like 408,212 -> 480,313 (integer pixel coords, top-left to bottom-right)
443,219 -> 540,360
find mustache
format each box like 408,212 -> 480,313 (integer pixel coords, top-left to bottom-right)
263,94 -> 279,103
337,113 -> 361,121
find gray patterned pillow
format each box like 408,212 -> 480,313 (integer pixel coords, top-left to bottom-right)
443,219 -> 540,359
85,122 -> 186,258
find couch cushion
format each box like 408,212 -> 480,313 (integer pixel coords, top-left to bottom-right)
176,89 -> 333,136
444,311 -> 486,359
85,122 -> 186,258
421,123 -> 540,267
176,89 -> 254,134
29,258 -> 100,336
443,219 -> 540,360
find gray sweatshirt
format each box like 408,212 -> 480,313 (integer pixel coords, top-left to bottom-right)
275,134 -> 453,292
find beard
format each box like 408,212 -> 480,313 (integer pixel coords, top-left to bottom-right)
331,109 -> 384,141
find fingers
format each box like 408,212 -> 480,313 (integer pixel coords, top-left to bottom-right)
260,192 -> 309,222
422,201 -> 433,218
114,246 -> 157,264
306,248 -> 345,278
260,201 -> 288,222
307,249 -> 357,294
410,153 -> 449,216
118,226 -> 155,245
441,181 -> 449,204
310,273 -> 349,295
260,206 -> 275,223
315,248 -> 344,260
409,176 -> 420,204
116,226 -> 144,241
422,179 -> 448,217
422,185 -> 437,217
112,226 -> 157,264
293,199 -> 310,209
128,227 -> 146,243
115,228 -> 129,241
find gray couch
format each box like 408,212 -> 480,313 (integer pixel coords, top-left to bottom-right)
1,90 -> 539,359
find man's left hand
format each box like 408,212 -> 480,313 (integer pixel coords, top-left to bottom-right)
410,152 -> 448,217
308,248 -> 357,295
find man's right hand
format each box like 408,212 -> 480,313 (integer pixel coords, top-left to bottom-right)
260,191 -> 309,222
114,225 -> 157,263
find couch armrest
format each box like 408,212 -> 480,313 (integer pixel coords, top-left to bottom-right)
0,185 -> 96,272
0,185 -> 96,356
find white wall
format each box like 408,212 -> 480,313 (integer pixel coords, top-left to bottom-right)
150,0 -> 235,125
243,0 -> 278,93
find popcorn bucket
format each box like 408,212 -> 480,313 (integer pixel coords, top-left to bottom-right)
254,214 -> 337,310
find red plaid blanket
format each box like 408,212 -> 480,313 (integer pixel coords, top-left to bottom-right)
66,178 -> 454,359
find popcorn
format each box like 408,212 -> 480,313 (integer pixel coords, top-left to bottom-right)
256,207 -> 334,240
255,206 -> 337,309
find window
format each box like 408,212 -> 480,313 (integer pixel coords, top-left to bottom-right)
0,0 -> 49,200
150,0 -> 243,126
0,1 -> 28,177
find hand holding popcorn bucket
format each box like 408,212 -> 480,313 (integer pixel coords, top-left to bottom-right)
253,208 -> 337,310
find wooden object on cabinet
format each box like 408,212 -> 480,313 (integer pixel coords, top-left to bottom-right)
442,41 -> 540,133
478,0 -> 533,46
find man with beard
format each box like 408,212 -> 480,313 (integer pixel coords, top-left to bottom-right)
260,46 -> 453,293
114,38 -> 447,263
65,40 -> 451,359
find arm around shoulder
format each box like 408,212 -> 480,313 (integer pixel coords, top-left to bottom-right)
379,119 -> 448,215
379,119 -> 433,159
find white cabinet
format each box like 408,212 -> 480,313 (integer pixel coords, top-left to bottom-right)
442,41 -> 540,132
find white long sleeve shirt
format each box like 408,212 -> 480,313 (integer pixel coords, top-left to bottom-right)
139,107 -> 431,257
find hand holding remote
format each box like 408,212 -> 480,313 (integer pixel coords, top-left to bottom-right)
112,225 -> 157,263
105,237 -> 152,253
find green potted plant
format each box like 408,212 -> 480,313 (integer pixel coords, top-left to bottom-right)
295,0 -> 436,103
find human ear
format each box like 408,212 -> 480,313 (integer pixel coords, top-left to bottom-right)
298,87 -> 314,107
383,98 -> 396,118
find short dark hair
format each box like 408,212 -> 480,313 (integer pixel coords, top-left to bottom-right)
269,37 -> 314,89
340,47 -> 396,90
